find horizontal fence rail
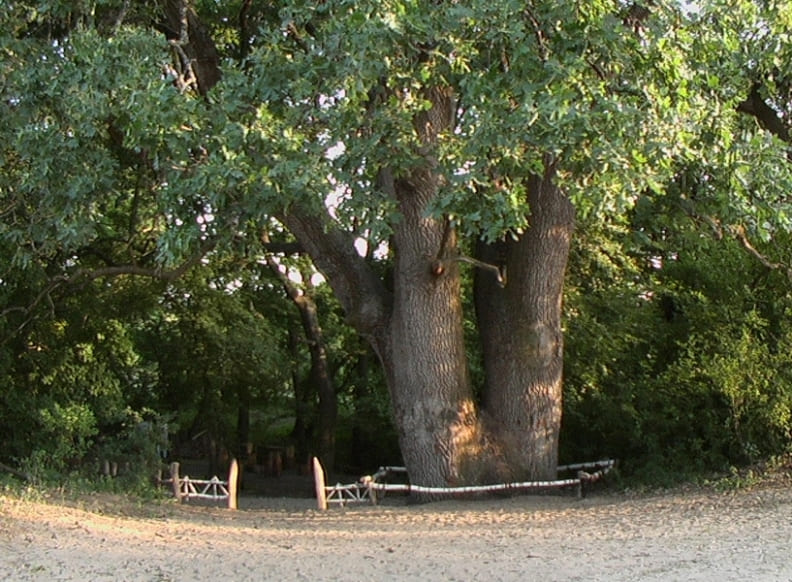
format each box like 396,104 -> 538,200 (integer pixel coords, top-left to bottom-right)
314,458 -> 617,509
175,475 -> 230,500
158,460 -> 239,510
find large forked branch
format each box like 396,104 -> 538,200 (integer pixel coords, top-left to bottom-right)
680,200 -> 792,281
730,224 -> 792,280
1,245 -> 211,346
158,0 -> 221,95
277,206 -> 391,341
737,83 -> 791,145
152,3 -> 390,339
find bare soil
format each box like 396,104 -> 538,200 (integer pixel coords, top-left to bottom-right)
1,473 -> 791,581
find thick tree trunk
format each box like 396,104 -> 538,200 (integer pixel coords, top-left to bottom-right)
475,166 -> 575,481
372,87 -> 491,488
383,201 -> 479,487
279,88 -> 574,487
300,292 -> 338,473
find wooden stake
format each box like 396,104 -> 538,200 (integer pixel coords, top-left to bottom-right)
362,476 -> 377,505
227,458 -> 239,510
170,462 -> 182,501
313,457 -> 327,510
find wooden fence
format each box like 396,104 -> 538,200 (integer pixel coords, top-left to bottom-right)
159,459 -> 239,510
313,458 -> 616,510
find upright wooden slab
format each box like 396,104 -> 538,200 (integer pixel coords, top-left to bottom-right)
227,458 -> 239,510
313,457 -> 327,510
169,462 -> 182,501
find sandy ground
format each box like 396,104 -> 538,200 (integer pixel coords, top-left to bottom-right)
1,479 -> 791,581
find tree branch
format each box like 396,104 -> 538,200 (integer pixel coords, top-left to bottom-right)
286,21 -> 310,54
260,231 -> 304,302
260,240 -> 304,255
455,255 -> 507,286
277,206 -> 391,340
737,83 -> 791,144
680,199 -> 792,281
238,0 -> 253,62
730,224 -> 792,280
523,5 -> 549,61
159,0 -> 221,95
623,2 -> 652,35
74,262 -> 195,282
0,461 -> 31,482
1,242 -> 213,346
112,0 -> 131,34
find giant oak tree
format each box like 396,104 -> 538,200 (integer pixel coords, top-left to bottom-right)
3,0 -> 792,487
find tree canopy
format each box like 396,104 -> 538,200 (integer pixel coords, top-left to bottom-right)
4,0 -> 789,270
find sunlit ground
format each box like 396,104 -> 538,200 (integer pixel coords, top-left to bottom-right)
2,474 -> 791,582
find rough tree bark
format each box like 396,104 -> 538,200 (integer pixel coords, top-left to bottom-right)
282,89 -> 575,488
475,164 -> 575,481
380,87 -> 487,487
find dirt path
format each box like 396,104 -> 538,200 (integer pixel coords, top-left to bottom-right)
1,482 -> 791,581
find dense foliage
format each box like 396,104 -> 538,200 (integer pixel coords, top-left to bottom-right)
563,212 -> 792,482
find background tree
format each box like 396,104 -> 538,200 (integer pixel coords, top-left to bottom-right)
563,207 -> 792,482
139,266 -> 291,474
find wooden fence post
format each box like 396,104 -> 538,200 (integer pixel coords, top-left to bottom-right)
362,476 -> 377,505
170,462 -> 182,501
227,458 -> 239,510
313,457 -> 327,510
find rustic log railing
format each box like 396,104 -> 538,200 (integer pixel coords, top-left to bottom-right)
313,458 -> 616,510
159,459 -> 239,510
